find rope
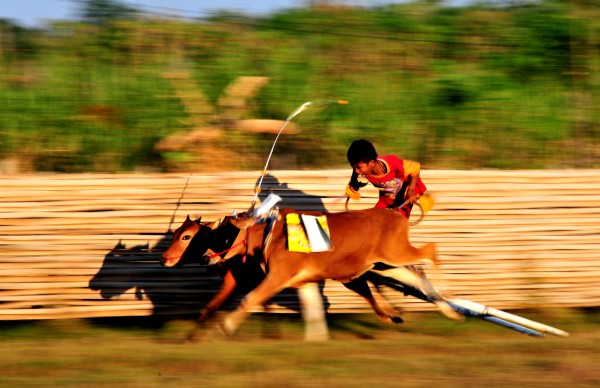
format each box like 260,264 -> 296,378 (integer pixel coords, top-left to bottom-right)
208,231 -> 248,260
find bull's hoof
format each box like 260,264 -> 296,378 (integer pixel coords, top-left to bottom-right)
203,323 -> 230,340
182,334 -> 199,344
180,325 -> 206,343
377,314 -> 404,325
182,324 -> 230,342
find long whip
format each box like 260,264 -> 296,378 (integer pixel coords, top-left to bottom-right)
248,99 -> 348,214
168,171 -> 192,232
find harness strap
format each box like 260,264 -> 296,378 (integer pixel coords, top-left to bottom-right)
208,231 -> 248,260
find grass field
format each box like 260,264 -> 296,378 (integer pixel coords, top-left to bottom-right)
0,310 -> 598,387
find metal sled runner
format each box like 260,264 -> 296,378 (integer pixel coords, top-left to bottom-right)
364,272 -> 569,338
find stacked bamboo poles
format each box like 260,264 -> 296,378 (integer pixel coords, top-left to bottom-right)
1,170 -> 599,320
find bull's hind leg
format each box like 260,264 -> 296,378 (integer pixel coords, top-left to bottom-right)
343,277 -> 403,324
219,273 -> 291,337
411,270 -> 462,321
384,242 -> 462,321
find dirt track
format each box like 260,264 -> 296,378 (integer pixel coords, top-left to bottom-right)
0,311 -> 598,387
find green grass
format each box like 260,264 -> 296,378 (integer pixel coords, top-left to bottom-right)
0,310 -> 598,387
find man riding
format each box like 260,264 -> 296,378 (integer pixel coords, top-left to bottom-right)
345,139 -> 429,219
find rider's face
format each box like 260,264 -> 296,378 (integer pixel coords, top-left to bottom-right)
353,160 -> 375,177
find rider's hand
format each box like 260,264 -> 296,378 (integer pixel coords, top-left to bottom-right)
405,188 -> 419,204
345,185 -> 361,201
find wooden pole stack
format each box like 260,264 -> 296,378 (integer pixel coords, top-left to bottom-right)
1,170 -> 599,320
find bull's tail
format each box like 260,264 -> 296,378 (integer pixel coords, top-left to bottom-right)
413,242 -> 438,269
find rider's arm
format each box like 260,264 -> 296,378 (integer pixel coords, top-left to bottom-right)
403,160 -> 421,203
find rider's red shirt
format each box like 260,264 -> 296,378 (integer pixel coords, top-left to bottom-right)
365,154 -> 427,218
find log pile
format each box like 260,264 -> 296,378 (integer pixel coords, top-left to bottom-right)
1,170 -> 599,320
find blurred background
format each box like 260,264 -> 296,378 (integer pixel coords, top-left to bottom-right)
1,0 -> 599,174
1,4 -> 599,385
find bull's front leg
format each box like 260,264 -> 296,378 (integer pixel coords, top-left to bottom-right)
186,270 -> 237,342
297,283 -> 329,341
218,272 -> 290,337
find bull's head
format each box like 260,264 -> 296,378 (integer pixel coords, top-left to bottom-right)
161,214 -> 255,267
161,216 -> 214,267
201,216 -> 247,265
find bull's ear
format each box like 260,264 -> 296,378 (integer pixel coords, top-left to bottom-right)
186,215 -> 191,221
194,217 -> 202,225
242,219 -> 256,230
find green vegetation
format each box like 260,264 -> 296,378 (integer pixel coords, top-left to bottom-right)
1,0 -> 599,172
0,311 -> 598,387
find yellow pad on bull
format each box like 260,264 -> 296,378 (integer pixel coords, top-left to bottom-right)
286,213 -> 311,253
286,213 -> 333,253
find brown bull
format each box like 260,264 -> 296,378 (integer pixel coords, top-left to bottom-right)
163,216 -> 337,341
163,207 -> 460,337
161,215 -> 405,340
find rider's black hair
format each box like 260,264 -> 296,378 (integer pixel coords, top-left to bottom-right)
347,139 -> 378,166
